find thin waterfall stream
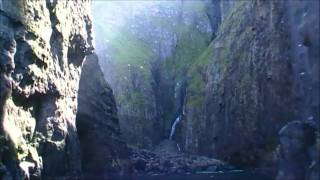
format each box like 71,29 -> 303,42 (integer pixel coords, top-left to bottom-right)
169,115 -> 181,140
169,80 -> 187,141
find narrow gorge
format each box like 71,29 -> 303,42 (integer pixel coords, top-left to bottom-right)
0,0 -> 319,180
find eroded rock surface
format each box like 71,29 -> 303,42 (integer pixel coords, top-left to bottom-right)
76,53 -> 129,175
130,145 -> 230,176
0,0 -> 93,178
276,121 -> 318,180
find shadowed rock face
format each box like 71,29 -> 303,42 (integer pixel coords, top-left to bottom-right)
203,0 -> 296,166
93,0 -> 214,150
276,121 -> 318,180
201,0 -> 319,167
76,54 -> 129,174
0,0 -> 93,178
1,0 -> 318,179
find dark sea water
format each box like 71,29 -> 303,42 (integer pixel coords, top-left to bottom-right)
84,170 -> 274,180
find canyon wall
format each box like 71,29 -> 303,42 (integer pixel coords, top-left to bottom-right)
181,0 -> 319,168
94,0 -> 213,149
80,1 -> 320,176
94,0 -> 319,169
0,0 -> 126,178
76,54 -> 129,175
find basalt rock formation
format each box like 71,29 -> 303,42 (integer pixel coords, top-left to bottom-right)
76,53 -> 129,175
0,0 -> 93,178
191,0 -> 319,167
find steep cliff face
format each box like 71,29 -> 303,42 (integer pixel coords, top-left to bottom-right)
90,0 -> 318,171
179,0 -> 235,154
187,0 -> 320,167
76,54 -> 129,174
93,1 -> 213,149
203,0 -> 296,166
0,0 -> 93,178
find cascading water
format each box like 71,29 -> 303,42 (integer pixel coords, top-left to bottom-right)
169,115 -> 181,140
169,80 -> 187,140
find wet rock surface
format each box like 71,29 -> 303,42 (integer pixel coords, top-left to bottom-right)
129,140 -> 233,176
1,1 -> 319,180
89,170 -> 273,180
1,0 -> 93,178
276,121 -> 319,180
89,140 -> 273,180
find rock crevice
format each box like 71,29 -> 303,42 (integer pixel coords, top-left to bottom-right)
0,0 -> 94,178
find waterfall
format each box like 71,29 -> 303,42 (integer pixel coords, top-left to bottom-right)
169,79 -> 187,140
169,115 -> 181,140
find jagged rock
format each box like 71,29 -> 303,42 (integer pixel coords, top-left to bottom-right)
19,161 -> 35,179
0,0 -> 93,178
130,147 -> 229,175
276,121 -> 318,180
76,53 -> 129,174
153,140 -> 181,156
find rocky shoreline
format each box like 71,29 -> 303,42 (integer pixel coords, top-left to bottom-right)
130,148 -> 232,176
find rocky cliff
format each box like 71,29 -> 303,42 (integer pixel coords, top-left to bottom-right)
0,0 -> 93,178
182,0 -> 319,167
76,54 -> 129,175
94,0 -> 213,149
93,0 -> 319,171
202,0 -> 297,166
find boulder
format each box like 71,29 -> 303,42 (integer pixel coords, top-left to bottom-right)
276,121 -> 318,180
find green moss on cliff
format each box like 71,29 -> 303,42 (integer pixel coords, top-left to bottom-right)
164,22 -> 211,81
95,0 -> 214,148
108,29 -> 153,68
202,1 -> 256,79
187,42 -> 213,107
96,25 -> 153,77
